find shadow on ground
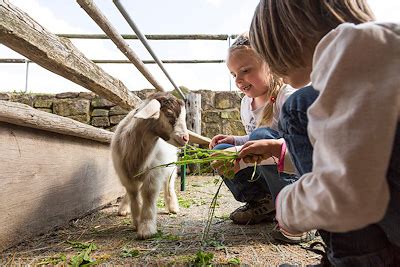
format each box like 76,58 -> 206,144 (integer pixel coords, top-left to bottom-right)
0,176 -> 321,266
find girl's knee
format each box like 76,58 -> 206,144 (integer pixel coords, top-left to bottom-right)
249,127 -> 280,141
213,143 -> 234,150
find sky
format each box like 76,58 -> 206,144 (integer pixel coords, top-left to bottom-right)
0,0 -> 399,94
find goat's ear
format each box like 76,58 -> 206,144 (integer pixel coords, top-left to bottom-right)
134,99 -> 161,119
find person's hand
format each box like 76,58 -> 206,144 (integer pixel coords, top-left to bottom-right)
238,139 -> 284,164
209,134 -> 234,149
210,147 -> 240,178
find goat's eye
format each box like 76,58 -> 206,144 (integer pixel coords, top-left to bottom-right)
164,111 -> 176,125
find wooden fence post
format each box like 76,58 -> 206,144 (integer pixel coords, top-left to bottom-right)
181,92 -> 202,191
186,92 -> 202,134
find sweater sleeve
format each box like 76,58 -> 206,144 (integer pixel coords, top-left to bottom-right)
272,85 -> 297,130
276,22 -> 400,233
233,135 -> 250,146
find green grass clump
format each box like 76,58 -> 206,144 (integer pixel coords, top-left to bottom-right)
150,230 -> 180,241
227,257 -> 241,265
120,247 -> 140,258
67,241 -> 100,266
37,254 -> 66,265
193,250 -> 214,266
133,145 -> 238,178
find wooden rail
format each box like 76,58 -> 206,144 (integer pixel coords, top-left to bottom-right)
0,58 -> 225,64
0,100 -> 113,143
56,33 -> 237,40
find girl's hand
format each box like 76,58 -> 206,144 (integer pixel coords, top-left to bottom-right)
238,139 -> 284,163
210,147 -> 240,178
209,134 -> 234,149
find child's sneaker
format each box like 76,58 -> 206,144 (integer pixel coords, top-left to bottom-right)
229,195 -> 275,225
271,223 -> 317,244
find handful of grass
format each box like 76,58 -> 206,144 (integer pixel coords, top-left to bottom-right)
134,145 -> 239,178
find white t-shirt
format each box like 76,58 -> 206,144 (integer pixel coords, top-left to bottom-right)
233,84 -> 296,145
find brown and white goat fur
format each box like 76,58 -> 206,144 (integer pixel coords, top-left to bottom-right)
111,92 -> 189,239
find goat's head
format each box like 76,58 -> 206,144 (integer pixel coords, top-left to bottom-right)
134,92 -> 189,147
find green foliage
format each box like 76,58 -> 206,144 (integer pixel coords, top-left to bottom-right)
202,181 -> 224,243
37,254 -> 66,265
133,145 -> 238,179
178,196 -> 192,208
227,257 -> 241,265
215,213 -> 230,220
121,218 -> 131,225
205,239 -> 225,250
157,198 -> 165,208
67,241 -> 100,266
193,250 -> 214,266
193,199 -> 208,206
67,241 -> 95,250
150,230 -> 180,241
120,247 -> 140,258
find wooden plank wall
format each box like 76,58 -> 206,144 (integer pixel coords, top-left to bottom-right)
0,122 -> 125,251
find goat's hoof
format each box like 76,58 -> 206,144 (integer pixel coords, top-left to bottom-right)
137,232 -> 155,240
137,223 -> 157,240
168,206 -> 179,214
118,205 -> 131,216
166,198 -> 179,214
118,210 -> 129,216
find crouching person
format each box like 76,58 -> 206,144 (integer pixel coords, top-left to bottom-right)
239,0 -> 400,265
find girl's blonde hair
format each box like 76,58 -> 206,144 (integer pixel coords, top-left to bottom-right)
229,33 -> 283,127
249,0 -> 375,77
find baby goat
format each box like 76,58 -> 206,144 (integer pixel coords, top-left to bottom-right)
111,92 -> 189,239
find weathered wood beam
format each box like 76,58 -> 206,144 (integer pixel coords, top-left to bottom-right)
0,0 -> 141,110
56,33 -> 232,40
0,58 -> 225,64
77,0 -> 166,92
0,100 -> 113,143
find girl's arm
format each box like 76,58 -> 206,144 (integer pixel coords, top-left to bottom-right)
233,135 -> 250,145
276,22 -> 400,233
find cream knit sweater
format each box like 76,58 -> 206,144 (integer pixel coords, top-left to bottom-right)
277,22 -> 400,233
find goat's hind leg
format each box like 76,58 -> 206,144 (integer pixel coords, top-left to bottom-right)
137,174 -> 162,239
118,193 -> 131,216
164,167 -> 179,214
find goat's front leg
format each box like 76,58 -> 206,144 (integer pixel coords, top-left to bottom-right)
164,168 -> 179,214
137,175 -> 162,239
126,182 -> 142,231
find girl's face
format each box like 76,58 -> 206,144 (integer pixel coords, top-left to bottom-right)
227,49 -> 270,98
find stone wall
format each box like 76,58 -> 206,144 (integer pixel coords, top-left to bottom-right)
0,89 -> 246,139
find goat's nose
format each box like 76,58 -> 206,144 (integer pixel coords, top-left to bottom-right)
182,134 -> 189,143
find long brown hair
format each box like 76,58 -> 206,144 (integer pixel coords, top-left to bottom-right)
229,33 -> 283,127
249,0 -> 375,77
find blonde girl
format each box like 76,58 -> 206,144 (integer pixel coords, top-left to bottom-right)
210,33 -> 297,226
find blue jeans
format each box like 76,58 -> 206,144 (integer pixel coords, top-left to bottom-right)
256,86 -> 319,203
215,127 -> 284,203
278,85 -> 400,266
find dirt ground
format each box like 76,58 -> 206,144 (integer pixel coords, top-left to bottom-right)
0,175 -> 321,266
